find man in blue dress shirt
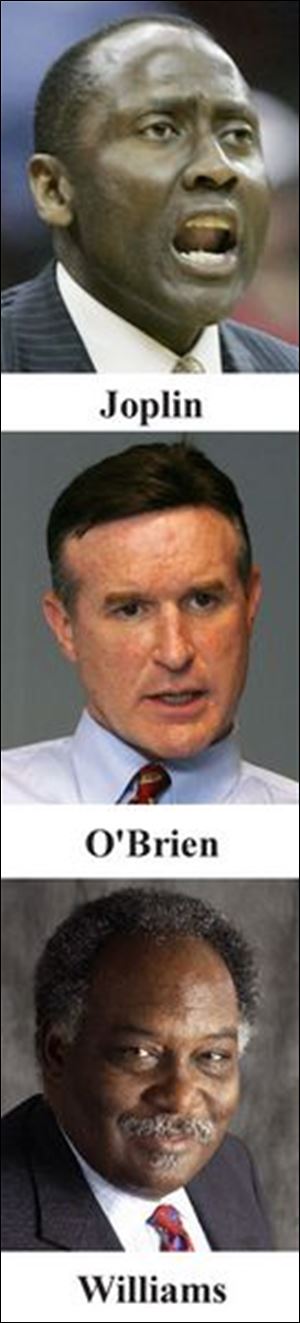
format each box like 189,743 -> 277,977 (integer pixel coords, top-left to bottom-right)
2,441 -> 298,803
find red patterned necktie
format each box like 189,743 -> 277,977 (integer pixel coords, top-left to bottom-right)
128,763 -> 171,804
148,1203 -> 195,1251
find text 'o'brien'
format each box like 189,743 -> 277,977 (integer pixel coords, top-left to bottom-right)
85,828 -> 218,859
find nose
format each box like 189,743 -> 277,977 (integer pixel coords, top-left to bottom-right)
153,608 -> 195,672
182,130 -> 237,190
144,1062 -> 201,1115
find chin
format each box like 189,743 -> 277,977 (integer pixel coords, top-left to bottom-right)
141,731 -> 217,761
163,273 -> 247,329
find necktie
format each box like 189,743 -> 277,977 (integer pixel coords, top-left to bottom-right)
172,354 -> 206,372
148,1203 -> 195,1251
128,763 -> 171,803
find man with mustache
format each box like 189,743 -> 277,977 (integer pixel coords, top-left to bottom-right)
2,441 -> 298,804
2,886 -> 271,1251
1,15 -> 298,373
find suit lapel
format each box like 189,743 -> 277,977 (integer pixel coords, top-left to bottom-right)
186,1137 -> 269,1251
28,1099 -> 122,1250
220,321 -> 258,372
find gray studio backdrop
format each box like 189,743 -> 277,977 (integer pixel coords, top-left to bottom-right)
1,432 -> 299,778
1,878 -> 298,1251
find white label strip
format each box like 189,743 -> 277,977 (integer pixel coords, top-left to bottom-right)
1,805 -> 298,878
1,1251 -> 299,1323
1,374 -> 299,433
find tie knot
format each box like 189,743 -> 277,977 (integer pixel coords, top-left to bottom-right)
129,763 -> 171,804
148,1203 -> 194,1251
173,354 -> 206,372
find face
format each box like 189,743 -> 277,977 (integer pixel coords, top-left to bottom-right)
44,934 -> 240,1196
43,506 -> 261,762
30,23 -> 269,352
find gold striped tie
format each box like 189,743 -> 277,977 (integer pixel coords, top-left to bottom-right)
173,354 -> 206,372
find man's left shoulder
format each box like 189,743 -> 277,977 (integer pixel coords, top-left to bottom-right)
240,761 -> 299,804
222,319 -> 299,372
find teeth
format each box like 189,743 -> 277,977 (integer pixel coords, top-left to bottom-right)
179,249 -> 234,265
159,692 -> 198,704
185,215 -> 232,231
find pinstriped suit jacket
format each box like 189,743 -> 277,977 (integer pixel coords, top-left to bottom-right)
1,263 -> 298,373
2,1095 -> 272,1251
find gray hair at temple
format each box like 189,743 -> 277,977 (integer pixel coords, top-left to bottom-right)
34,887 -> 259,1065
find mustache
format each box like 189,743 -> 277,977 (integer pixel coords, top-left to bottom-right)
119,1112 -> 215,1145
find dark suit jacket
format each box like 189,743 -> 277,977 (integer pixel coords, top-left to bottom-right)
2,1095 -> 271,1251
1,264 -> 298,373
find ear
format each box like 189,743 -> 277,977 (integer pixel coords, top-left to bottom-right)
43,1024 -> 70,1082
27,154 -> 75,227
42,591 -> 78,664
246,566 -> 262,631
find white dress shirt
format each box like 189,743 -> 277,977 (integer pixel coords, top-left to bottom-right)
56,263 -> 222,373
2,709 -> 298,803
64,1132 -> 211,1253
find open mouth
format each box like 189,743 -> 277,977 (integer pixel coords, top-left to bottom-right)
172,212 -> 239,273
148,690 -> 208,708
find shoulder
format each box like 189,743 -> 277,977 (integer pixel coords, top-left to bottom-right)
2,1096 -> 49,1249
222,319 -> 299,372
2,1094 -> 44,1146
239,760 -> 299,803
1,735 -> 77,803
204,1131 -> 256,1179
1,266 -> 53,315
1,266 -> 56,371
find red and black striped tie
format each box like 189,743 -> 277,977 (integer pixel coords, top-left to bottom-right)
128,763 -> 171,804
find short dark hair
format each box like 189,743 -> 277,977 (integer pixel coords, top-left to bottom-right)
34,15 -> 214,162
46,441 -> 253,609
35,886 -> 259,1064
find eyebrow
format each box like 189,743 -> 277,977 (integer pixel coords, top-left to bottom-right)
111,1024 -> 238,1042
132,94 -> 258,124
103,581 -> 230,606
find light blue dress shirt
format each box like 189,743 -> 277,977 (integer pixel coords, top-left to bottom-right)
1,709 -> 298,803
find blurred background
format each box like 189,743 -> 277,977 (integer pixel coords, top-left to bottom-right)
2,0 -> 299,342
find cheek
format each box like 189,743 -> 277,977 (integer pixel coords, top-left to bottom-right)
71,619 -> 122,676
202,614 -> 249,672
242,168 -> 270,232
214,1071 -> 240,1122
89,1066 -> 143,1119
82,628 -> 147,681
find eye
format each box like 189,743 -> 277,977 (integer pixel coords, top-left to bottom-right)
111,600 -> 145,619
139,120 -> 179,142
110,1046 -> 160,1071
196,1050 -> 234,1074
188,590 -> 221,612
220,123 -> 257,149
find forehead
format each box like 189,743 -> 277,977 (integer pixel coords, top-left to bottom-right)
83,23 -> 250,116
62,506 -> 242,586
84,933 -> 239,1029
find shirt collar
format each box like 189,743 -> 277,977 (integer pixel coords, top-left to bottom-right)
56,261 -> 222,373
71,710 -> 241,803
63,1128 -> 191,1229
